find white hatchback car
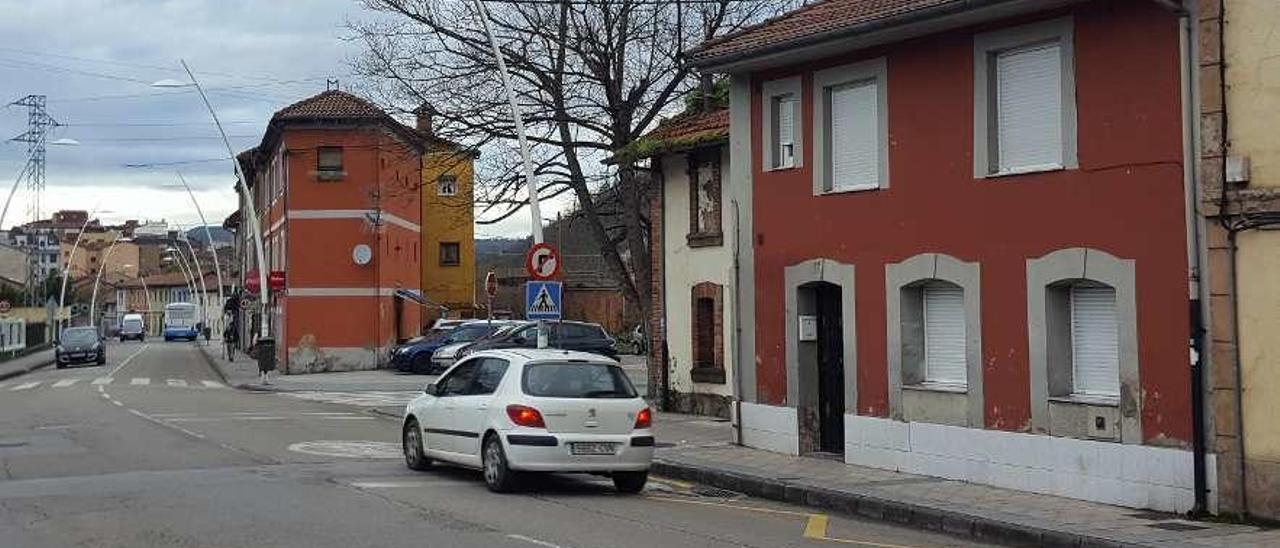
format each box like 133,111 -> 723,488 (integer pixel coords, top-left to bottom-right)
401,348 -> 654,493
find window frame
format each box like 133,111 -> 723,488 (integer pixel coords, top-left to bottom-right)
812,57 -> 889,195
973,17 -> 1077,179
316,146 -> 345,181
437,174 -> 458,197
686,149 -> 724,247
761,77 -> 802,172
438,242 -> 461,267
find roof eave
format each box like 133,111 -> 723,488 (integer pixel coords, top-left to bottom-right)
689,0 -> 1086,74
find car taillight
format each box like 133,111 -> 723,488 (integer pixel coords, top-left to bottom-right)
506,405 -> 546,428
634,407 -> 652,429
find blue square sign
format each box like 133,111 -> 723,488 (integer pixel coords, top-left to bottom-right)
525,281 -> 563,321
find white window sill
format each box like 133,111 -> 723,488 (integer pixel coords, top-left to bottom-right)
903,382 -> 968,394
764,163 -> 799,173
819,183 -> 881,196
1049,394 -> 1119,407
983,163 -> 1065,179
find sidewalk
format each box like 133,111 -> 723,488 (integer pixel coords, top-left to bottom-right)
653,414 -> 1279,548
0,348 -> 55,381
195,343 -> 1279,547
196,342 -> 433,392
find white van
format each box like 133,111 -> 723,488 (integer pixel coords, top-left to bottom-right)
120,313 -> 145,342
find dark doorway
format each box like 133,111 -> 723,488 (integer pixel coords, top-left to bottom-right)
814,283 -> 844,453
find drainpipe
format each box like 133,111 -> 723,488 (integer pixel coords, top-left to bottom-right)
1169,0 -> 1210,516
731,198 -> 744,445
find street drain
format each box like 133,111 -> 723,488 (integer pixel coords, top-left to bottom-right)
691,485 -> 745,499
1147,522 -> 1209,532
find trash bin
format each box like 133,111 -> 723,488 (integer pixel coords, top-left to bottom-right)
256,337 -> 276,372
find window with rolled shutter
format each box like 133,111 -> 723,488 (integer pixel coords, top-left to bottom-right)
923,283 -> 967,385
773,95 -> 796,168
1070,285 -> 1120,397
995,42 -> 1063,173
828,81 -> 879,191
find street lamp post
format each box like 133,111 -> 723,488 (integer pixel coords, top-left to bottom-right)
155,61 -> 272,364
173,172 -> 224,333
167,246 -> 199,312
57,206 -> 112,338
176,231 -> 210,335
474,0 -> 549,348
89,234 -> 123,331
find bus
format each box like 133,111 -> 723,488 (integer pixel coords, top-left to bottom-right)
163,302 -> 200,342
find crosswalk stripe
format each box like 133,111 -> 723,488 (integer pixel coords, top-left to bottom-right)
130,377 -> 150,386
52,379 -> 80,388
91,377 -> 113,385
11,382 -> 40,391
201,380 -> 226,389
167,379 -> 187,387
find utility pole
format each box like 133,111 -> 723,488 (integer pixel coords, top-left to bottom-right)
8,95 -> 58,224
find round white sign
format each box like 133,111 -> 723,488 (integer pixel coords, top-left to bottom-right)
352,244 -> 373,266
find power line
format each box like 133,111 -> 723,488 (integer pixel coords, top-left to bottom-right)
0,47 -> 338,85
64,120 -> 260,127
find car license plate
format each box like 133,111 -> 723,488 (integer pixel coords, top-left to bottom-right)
570,442 -> 617,456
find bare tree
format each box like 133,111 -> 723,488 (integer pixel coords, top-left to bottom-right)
350,0 -> 791,392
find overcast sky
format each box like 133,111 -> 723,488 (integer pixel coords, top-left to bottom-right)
0,0 -> 542,238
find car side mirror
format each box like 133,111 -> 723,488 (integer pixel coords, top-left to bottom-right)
424,383 -> 438,396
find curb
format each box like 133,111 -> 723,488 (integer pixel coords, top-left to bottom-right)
194,343 -> 280,392
0,355 -> 55,382
650,458 -> 1145,548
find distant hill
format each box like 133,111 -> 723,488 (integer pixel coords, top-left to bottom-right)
185,226 -> 234,247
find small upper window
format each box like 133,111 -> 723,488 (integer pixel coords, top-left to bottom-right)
814,58 -> 888,193
437,174 -> 458,197
762,77 -> 801,172
974,18 -> 1076,178
439,242 -> 460,267
317,147 -> 344,179
772,94 -> 797,169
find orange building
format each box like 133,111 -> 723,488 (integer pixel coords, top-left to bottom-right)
238,90 -> 437,373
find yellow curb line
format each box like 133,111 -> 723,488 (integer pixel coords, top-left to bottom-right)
645,495 -> 924,548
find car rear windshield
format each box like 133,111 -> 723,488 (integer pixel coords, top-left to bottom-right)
61,329 -> 97,344
449,325 -> 497,343
522,362 -> 637,398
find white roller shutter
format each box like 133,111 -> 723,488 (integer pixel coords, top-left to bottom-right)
829,81 -> 879,191
1070,285 -> 1120,397
995,42 -> 1063,173
775,95 -> 796,168
923,284 -> 967,385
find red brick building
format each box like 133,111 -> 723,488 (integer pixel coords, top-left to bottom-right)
689,0 -> 1203,512
238,90 -> 429,372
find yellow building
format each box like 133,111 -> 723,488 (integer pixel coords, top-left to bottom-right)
1203,0 -> 1280,520
415,105 -> 476,323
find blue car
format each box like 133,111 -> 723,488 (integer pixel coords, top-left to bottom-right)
390,321 -> 512,374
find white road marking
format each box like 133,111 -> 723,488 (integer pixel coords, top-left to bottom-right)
507,534 -> 565,548
286,441 -> 401,459
52,378 -> 80,388
283,391 -> 419,408
349,480 -> 454,488
166,379 -> 188,387
131,377 -> 150,386
201,380 -> 225,389
108,343 -> 151,377
10,382 -> 40,391
91,377 -> 113,385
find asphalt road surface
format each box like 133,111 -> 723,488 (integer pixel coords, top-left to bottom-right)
0,341 -> 995,548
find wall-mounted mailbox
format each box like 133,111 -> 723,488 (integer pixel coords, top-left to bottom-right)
798,315 -> 818,342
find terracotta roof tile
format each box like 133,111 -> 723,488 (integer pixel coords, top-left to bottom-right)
610,108 -> 728,163
689,0 -> 955,66
272,90 -> 389,121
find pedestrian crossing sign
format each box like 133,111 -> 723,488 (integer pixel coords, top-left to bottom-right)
525,281 -> 563,320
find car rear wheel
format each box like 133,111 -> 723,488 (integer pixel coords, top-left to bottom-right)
412,354 -> 433,374
402,419 -> 432,471
482,434 -> 518,493
612,471 -> 648,494
96,353 -> 106,365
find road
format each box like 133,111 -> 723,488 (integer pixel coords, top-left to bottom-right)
0,341 -> 993,548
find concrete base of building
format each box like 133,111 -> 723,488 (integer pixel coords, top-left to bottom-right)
1243,457 -> 1280,521
286,346 -> 384,374
666,390 -> 731,419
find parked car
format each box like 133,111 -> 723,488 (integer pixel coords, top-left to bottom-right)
432,322 -> 529,371
457,321 -> 617,360
119,313 -> 145,342
401,348 -> 653,493
56,327 -> 106,368
392,320 -> 521,374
